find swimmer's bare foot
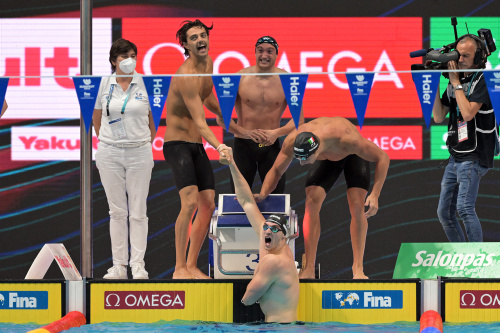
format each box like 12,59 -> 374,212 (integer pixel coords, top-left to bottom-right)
352,267 -> 369,279
298,267 -> 316,280
187,266 -> 212,279
172,267 -> 196,279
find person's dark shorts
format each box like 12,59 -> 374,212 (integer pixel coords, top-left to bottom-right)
305,154 -> 370,192
231,137 -> 285,193
163,141 -> 215,191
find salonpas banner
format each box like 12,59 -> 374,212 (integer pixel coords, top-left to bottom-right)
393,243 -> 500,279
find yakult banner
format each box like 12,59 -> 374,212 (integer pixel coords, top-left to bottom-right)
411,71 -> 441,128
393,243 -> 500,279
212,75 -> 241,130
0,19 -> 112,119
483,71 -> 500,125
143,76 -> 171,131
122,17 -> 422,119
73,77 -> 101,133
346,72 -> 374,128
280,74 -> 308,128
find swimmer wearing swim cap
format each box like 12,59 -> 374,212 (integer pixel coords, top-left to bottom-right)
256,117 -> 390,280
222,146 -> 299,323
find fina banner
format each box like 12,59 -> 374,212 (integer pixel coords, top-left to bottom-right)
411,71 -> 441,128
393,242 -> 500,279
73,77 -> 102,133
143,76 -> 171,131
0,77 -> 8,114
483,70 -> 500,125
280,74 -> 308,129
345,73 -> 374,128
213,75 -> 241,131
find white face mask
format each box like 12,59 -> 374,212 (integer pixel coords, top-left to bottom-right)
118,58 -> 136,74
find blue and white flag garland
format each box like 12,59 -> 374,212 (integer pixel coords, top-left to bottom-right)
213,75 -> 241,131
0,78 -> 8,115
143,76 -> 171,131
73,77 -> 102,133
411,71 -> 441,128
345,72 -> 374,129
280,74 -> 308,129
483,70 -> 500,125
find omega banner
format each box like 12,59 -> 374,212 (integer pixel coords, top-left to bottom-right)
393,243 -> 500,279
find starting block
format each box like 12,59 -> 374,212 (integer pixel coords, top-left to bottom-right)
209,194 -> 298,279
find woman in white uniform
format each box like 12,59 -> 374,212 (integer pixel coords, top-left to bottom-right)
93,38 -> 156,279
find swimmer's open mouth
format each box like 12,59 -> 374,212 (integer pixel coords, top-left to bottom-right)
265,236 -> 271,244
197,44 -> 207,51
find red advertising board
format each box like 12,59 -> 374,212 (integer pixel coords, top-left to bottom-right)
123,17 -> 422,119
359,126 -> 422,160
460,290 -> 500,309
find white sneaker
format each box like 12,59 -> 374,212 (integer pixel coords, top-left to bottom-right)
131,264 -> 149,280
103,265 -> 128,279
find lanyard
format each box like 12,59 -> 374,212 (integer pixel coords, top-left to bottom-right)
106,82 -> 132,117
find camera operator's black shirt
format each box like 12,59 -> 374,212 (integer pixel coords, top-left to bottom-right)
441,72 -> 497,168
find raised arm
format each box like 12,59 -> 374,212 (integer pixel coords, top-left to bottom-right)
432,88 -> 449,124
225,147 -> 266,235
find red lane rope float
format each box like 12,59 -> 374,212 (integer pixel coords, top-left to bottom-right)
420,310 -> 443,333
26,311 -> 86,333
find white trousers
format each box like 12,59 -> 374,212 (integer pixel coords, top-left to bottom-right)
95,142 -> 154,266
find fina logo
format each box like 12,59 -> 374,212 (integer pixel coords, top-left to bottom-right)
324,290 -> 403,309
222,77 -> 231,84
83,79 -> 92,85
335,292 -> 360,307
0,293 -> 4,306
356,75 -> 365,82
494,72 -> 500,79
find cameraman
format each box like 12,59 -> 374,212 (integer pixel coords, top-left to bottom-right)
432,35 -> 498,242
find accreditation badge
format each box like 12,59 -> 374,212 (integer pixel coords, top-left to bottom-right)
458,121 -> 468,142
109,118 -> 126,139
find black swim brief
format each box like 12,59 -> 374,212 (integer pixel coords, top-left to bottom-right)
231,137 -> 286,193
305,154 -> 370,192
163,141 -> 215,191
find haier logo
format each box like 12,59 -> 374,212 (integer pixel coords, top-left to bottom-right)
289,76 -> 301,107
420,74 -> 434,105
153,78 -> 164,107
322,290 -> 403,309
0,291 -> 48,310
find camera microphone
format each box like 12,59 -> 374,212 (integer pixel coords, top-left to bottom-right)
409,49 -> 429,58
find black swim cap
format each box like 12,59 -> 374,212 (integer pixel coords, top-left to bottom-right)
293,132 -> 320,160
255,36 -> 279,53
265,214 -> 288,236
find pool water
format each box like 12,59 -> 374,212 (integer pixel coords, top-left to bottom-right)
2,321 -> 500,333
